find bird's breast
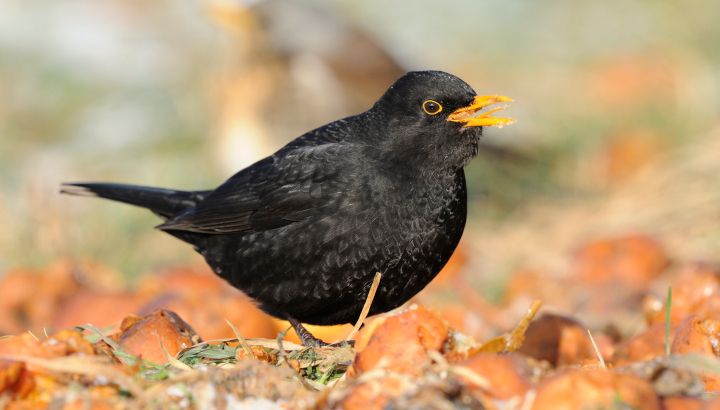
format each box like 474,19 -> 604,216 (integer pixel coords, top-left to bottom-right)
347,167 -> 467,263
341,168 -> 467,314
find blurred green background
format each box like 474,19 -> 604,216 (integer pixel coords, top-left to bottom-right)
1,0 -> 719,281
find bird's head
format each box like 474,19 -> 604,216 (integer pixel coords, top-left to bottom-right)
369,71 -> 515,172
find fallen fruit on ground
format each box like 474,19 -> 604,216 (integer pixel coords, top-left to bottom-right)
2,230 -> 720,408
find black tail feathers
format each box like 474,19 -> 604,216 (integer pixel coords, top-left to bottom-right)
60,183 -> 209,220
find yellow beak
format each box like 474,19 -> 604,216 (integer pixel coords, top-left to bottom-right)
447,95 -> 516,128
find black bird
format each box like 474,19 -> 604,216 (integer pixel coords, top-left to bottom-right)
61,71 -> 514,346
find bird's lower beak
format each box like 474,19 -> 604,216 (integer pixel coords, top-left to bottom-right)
447,95 -> 516,128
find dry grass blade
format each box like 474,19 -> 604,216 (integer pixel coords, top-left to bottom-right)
76,324 -> 119,348
75,323 -> 134,365
427,350 -> 490,390
246,338 -> 304,351
346,272 -> 382,342
303,378 -> 328,390
155,333 -> 192,371
0,354 -> 145,398
277,330 -> 315,391
670,353 -> 720,375
175,338 -> 305,358
520,389 -> 537,410
449,366 -> 492,389
225,318 -> 254,359
666,286 -> 672,356
587,330 -> 607,369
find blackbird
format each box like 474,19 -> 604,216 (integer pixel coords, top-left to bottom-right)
61,71 -> 515,346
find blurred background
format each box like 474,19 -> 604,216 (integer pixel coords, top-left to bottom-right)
1,0 -> 720,343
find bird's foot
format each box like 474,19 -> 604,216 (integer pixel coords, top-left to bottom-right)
284,313 -> 355,348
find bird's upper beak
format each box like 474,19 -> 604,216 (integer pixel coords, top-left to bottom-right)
447,95 -> 516,128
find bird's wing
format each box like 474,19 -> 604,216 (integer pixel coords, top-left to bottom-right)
156,143 -> 349,234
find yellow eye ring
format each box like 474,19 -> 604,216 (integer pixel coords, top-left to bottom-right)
423,100 -> 442,115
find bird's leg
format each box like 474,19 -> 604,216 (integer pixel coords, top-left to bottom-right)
283,313 -> 354,348
284,313 -> 329,347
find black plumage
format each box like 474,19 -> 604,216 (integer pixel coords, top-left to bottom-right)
62,71 -> 514,345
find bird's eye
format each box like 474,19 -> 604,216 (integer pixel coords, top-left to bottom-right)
423,100 -> 442,115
